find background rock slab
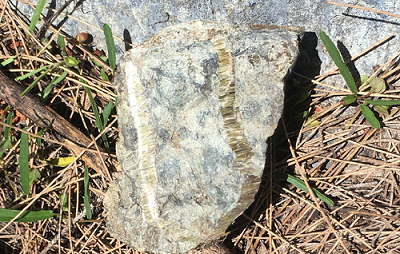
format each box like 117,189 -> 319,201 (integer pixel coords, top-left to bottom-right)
13,0 -> 400,79
103,20 -> 301,253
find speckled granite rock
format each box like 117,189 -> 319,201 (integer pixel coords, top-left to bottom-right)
103,20 -> 301,253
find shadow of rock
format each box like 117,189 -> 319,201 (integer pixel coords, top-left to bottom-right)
223,31 -> 322,253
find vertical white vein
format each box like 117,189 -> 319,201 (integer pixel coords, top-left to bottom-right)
126,62 -> 160,224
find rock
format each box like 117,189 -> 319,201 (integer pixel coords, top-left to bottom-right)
13,0 -> 400,78
103,20 -> 301,253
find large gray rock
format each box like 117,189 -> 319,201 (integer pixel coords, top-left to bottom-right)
13,0 -> 400,77
103,20 -> 301,253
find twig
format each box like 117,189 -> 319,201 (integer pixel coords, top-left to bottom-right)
327,1 -> 400,19
0,70 -> 108,174
36,0 -> 75,39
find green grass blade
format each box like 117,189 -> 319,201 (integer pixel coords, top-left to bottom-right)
57,35 -> 66,55
365,99 -> 400,106
84,87 -> 109,148
275,171 -> 334,206
102,102 -> 113,128
41,77 -> 57,99
36,127 -> 48,148
0,111 -> 13,157
59,193 -> 69,212
20,67 -> 52,97
4,112 -> 13,141
0,140 -> 11,158
1,56 -> 18,66
84,166 -> 92,219
100,68 -> 109,81
29,168 -> 40,185
52,70 -> 68,84
101,102 -> 113,149
16,65 -> 50,81
42,70 -> 68,99
103,24 -> 116,70
1,50 -> 24,66
19,131 -> 30,195
319,30 -> 358,94
83,87 -> 103,131
28,0 -> 47,34
360,104 -> 380,128
92,58 -> 104,67
114,90 -> 118,111
0,209 -> 53,222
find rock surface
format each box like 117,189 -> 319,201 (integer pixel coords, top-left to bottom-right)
13,0 -> 400,78
103,20 -> 301,253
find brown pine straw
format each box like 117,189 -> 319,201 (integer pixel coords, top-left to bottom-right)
282,119 -> 352,254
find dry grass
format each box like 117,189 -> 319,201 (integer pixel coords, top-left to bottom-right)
0,0 -> 123,253
0,0 -> 400,253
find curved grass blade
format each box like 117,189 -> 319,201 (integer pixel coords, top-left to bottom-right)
103,23 -> 116,71
100,68 -> 109,81
319,30 -> 357,94
0,139 -> 11,158
4,111 -> 13,141
42,70 -> 68,99
28,0 -> 47,34
20,67 -> 52,97
275,171 -> 334,206
84,86 -> 109,148
360,104 -> 380,128
102,102 -> 114,127
0,209 -> 53,222
16,65 -> 50,81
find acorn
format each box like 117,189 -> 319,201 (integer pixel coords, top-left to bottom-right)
76,32 -> 93,45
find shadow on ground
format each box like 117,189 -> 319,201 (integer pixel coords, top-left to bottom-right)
224,31 -> 322,253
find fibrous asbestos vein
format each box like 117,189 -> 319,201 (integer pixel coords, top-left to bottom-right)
127,63 -> 169,228
213,39 -> 259,223
213,39 -> 255,171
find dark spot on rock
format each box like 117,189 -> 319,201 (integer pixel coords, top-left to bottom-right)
248,54 -> 260,66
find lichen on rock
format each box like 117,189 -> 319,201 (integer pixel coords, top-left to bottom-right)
104,20 -> 302,253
